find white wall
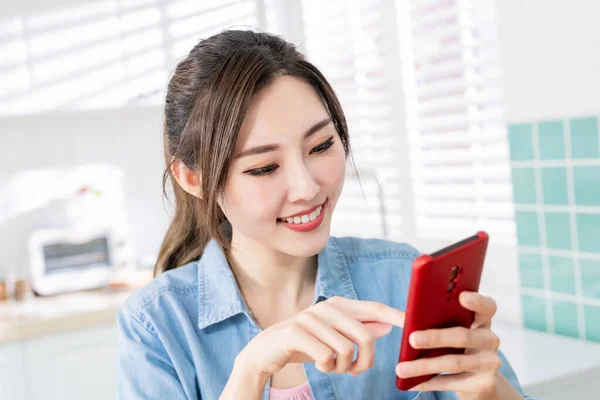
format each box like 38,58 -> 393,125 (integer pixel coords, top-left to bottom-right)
497,0 -> 600,122
490,0 -> 600,326
0,105 -> 171,268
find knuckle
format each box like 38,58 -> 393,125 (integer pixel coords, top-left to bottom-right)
459,328 -> 472,346
311,301 -> 327,312
489,354 -> 502,370
327,296 -> 342,305
490,333 -> 501,350
489,298 -> 498,315
287,322 -> 304,337
296,312 -> 316,326
339,344 -> 354,358
316,357 -> 334,373
315,301 -> 334,315
357,331 -> 375,347
453,355 -> 466,372
318,348 -> 335,365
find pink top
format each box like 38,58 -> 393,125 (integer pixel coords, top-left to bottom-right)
269,382 -> 314,400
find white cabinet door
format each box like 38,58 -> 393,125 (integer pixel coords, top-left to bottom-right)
23,324 -> 117,400
0,343 -> 28,400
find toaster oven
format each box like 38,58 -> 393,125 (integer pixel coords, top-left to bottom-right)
28,227 -> 123,296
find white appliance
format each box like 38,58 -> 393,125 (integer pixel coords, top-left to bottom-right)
28,226 -> 122,296
1,164 -> 134,296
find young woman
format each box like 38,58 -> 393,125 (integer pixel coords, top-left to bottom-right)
117,30 -> 534,400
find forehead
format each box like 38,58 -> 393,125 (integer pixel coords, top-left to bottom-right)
236,75 -> 330,149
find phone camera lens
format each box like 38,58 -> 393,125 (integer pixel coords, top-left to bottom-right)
449,266 -> 459,280
447,281 -> 456,292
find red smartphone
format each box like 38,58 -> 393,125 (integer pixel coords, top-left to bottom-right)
396,231 -> 489,391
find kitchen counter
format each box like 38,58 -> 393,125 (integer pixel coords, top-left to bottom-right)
0,287 -> 134,345
494,322 -> 600,398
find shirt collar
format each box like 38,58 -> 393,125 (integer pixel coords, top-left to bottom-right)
197,237 -> 358,330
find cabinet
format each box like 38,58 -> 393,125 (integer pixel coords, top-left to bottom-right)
0,324 -> 117,400
0,344 -> 28,400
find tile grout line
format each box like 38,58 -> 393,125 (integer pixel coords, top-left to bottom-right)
513,203 -> 600,213
521,287 -> 600,306
564,118 -> 587,340
516,246 -> 600,261
512,159 -> 600,167
531,121 -> 554,333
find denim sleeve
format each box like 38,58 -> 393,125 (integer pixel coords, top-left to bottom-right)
116,305 -> 190,400
497,349 -> 539,399
413,349 -> 539,400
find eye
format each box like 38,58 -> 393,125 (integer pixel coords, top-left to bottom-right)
310,136 -> 334,154
244,164 -> 279,176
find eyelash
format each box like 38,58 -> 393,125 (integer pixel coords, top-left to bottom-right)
244,137 -> 335,177
310,137 -> 334,154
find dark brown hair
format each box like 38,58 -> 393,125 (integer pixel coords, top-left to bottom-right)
156,30 -> 351,276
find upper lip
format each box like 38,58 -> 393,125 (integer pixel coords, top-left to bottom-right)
280,200 -> 326,219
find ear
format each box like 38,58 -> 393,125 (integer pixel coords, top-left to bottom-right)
171,159 -> 202,198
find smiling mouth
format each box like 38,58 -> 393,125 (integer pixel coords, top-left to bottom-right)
277,200 -> 326,225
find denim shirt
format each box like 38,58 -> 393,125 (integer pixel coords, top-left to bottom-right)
117,237 -> 535,400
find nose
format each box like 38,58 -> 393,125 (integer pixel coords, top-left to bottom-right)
286,160 -> 320,204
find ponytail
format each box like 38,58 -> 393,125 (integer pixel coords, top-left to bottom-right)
154,166 -> 210,276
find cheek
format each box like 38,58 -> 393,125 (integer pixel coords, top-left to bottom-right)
315,146 -> 346,192
221,175 -> 283,223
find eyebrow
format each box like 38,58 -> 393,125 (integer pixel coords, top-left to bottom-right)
234,117 -> 333,159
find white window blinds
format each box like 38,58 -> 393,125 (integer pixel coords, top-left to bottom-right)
0,0 -> 258,115
397,0 -> 515,244
300,0 -> 407,240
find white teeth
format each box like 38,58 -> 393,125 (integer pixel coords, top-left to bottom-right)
282,203 -> 325,224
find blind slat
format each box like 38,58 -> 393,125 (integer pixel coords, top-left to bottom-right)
303,0 -> 404,240
399,0 -> 514,243
0,0 -> 258,115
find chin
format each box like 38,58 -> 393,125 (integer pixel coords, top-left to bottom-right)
278,224 -> 332,257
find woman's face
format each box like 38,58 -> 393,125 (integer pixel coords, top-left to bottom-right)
219,75 -> 346,257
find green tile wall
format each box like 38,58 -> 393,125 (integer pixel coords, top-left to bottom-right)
509,115 -> 600,343
541,167 -> 568,205
570,118 -> 599,159
552,299 -> 580,338
538,120 -> 566,160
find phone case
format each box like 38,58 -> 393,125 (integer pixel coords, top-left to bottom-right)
396,231 -> 489,391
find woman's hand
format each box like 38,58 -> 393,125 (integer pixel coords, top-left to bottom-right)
235,296 -> 405,382
395,292 -> 523,400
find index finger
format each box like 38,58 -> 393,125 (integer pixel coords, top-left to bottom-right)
327,297 -> 405,328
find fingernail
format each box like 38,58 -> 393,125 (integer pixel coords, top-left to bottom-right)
462,291 -> 476,303
396,363 -> 412,378
409,332 -> 422,348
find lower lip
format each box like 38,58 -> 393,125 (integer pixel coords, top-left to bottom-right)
279,200 -> 327,233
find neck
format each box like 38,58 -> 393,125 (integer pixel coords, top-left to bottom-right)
226,233 -> 318,324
